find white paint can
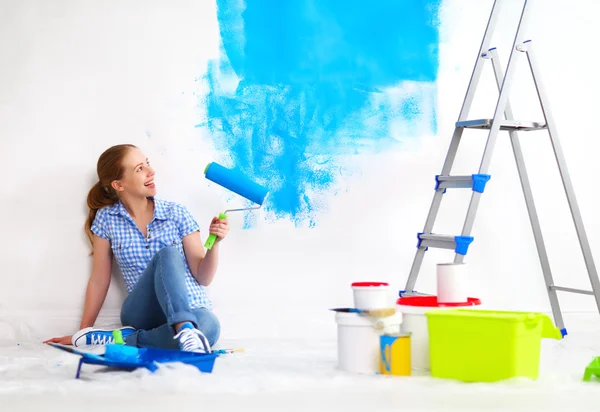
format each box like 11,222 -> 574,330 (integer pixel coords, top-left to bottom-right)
396,296 -> 481,372
436,263 -> 468,303
335,311 -> 402,374
351,282 -> 391,310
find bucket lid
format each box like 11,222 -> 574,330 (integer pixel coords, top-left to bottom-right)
423,310 -> 562,340
397,296 -> 481,308
351,282 -> 389,288
335,311 -> 402,327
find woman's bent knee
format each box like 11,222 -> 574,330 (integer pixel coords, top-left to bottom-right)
155,245 -> 187,275
156,244 -> 182,260
194,308 -> 221,346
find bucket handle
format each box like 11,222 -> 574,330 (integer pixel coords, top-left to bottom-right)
524,314 -> 538,330
540,315 -> 562,339
524,313 -> 562,339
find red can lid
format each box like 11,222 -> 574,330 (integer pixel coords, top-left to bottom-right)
351,282 -> 389,287
396,296 -> 481,307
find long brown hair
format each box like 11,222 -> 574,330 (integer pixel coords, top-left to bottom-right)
85,144 -> 137,249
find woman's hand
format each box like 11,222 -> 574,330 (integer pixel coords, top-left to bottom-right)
209,216 -> 229,243
43,335 -> 73,345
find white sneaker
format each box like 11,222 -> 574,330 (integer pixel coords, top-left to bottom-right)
173,323 -> 211,353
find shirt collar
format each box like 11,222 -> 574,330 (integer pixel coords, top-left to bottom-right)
107,197 -> 168,221
151,197 -> 169,220
107,200 -> 126,216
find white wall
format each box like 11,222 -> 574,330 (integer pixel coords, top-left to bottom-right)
1,0 -> 599,345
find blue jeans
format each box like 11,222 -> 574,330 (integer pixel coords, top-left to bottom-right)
120,245 -> 220,350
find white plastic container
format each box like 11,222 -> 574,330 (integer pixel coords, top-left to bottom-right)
437,263 -> 468,303
351,282 -> 391,310
335,310 -> 402,374
396,296 -> 481,371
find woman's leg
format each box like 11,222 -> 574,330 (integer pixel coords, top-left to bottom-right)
192,307 -> 221,347
121,245 -> 198,349
171,307 -> 221,352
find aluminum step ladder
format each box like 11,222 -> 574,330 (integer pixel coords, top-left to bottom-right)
402,0 -> 600,337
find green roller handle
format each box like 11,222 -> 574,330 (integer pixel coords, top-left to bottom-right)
204,212 -> 228,249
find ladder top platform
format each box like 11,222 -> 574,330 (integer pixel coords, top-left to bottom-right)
456,119 -> 547,131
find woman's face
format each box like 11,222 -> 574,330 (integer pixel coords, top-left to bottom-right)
112,147 -> 156,199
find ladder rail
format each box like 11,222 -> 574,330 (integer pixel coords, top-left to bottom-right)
488,47 -> 565,333
404,0 -> 505,294
477,1 -> 532,175
521,41 -> 600,314
440,0 -> 504,177
455,0 -> 505,123
454,0 -> 534,265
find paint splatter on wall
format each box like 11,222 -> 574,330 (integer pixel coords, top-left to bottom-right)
200,0 -> 441,227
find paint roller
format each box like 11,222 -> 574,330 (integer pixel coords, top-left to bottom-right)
203,162 -> 269,249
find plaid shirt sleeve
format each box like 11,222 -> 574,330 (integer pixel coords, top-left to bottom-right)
173,203 -> 200,238
90,208 -> 110,240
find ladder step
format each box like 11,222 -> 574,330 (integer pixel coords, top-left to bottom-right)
435,174 -> 491,193
550,286 -> 595,295
417,233 -> 474,255
457,119 -> 546,131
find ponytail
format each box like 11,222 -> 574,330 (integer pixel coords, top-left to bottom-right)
85,144 -> 136,253
85,181 -> 119,249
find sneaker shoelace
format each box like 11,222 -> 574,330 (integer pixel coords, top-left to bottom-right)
90,333 -> 114,345
174,328 -> 210,353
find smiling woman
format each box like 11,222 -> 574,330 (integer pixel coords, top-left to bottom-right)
44,144 -> 230,353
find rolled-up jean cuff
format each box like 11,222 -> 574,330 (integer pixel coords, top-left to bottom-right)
168,311 -> 198,332
125,331 -> 139,347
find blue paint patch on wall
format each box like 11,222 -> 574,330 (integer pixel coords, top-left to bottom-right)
201,0 -> 441,227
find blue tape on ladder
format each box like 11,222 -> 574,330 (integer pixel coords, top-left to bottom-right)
560,328 -> 567,338
471,174 -> 491,193
416,232 -> 428,251
454,236 -> 474,255
434,175 -> 447,194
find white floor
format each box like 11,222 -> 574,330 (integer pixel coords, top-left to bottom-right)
2,313 -> 600,411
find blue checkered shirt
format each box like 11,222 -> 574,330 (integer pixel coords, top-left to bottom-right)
90,197 -> 212,310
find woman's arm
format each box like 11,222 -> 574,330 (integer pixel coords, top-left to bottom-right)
44,235 -> 113,344
183,216 -> 229,286
79,235 -> 113,328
